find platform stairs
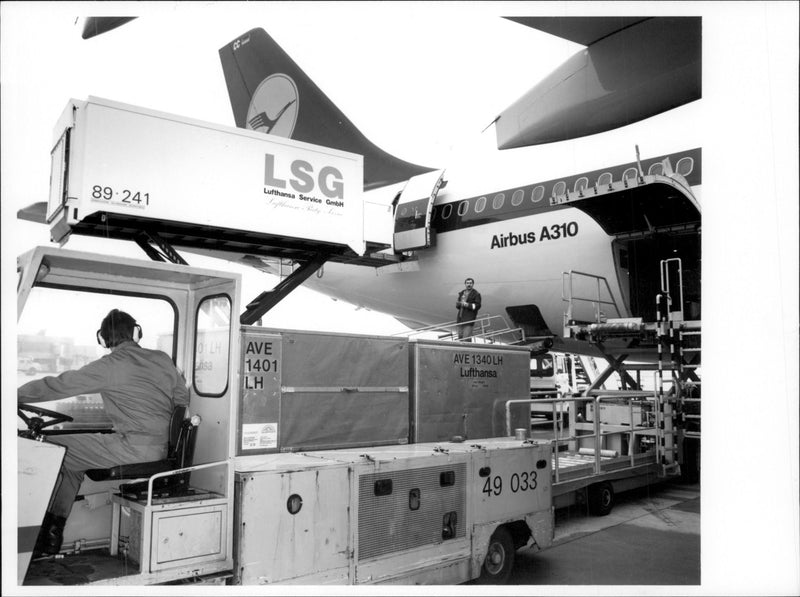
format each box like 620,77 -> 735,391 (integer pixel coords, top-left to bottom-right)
655,257 -> 701,481
559,259 -> 701,480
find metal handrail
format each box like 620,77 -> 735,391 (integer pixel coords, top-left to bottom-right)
476,327 -> 526,342
562,270 -> 623,327
505,391 -> 660,483
529,390 -> 567,432
592,394 -> 658,473
396,313 -> 524,343
660,257 -> 684,321
393,313 -> 493,336
505,395 -> 594,484
144,459 -> 229,507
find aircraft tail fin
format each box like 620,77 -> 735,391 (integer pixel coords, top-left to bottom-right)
219,28 -> 434,190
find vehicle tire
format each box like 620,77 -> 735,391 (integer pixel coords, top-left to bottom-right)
27,367 -> 37,376
478,526 -> 515,584
588,481 -> 615,516
680,437 -> 700,484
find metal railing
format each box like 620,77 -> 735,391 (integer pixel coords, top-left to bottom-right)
506,391 -> 663,483
660,257 -> 684,322
142,459 -> 229,507
529,389 -> 567,433
396,314 -> 525,344
562,270 -> 623,331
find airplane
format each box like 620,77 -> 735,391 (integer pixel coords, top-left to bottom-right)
215,16 -> 702,357
20,16 -> 703,361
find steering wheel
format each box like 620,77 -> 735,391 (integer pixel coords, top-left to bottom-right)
18,403 -> 73,438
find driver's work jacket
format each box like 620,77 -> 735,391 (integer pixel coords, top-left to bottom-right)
17,341 -> 189,445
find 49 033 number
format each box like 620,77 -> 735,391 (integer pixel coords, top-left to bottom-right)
482,470 -> 538,497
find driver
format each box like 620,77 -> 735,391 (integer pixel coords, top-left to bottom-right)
18,309 -> 189,556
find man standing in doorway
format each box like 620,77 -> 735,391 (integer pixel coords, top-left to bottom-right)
456,278 -> 482,341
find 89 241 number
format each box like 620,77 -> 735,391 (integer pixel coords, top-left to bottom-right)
91,185 -> 150,206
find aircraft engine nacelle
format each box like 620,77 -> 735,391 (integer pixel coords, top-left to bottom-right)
496,17 -> 701,148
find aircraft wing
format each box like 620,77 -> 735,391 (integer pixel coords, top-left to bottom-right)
505,16 -> 649,46
17,202 -> 47,224
496,16 -> 701,148
81,17 -> 137,40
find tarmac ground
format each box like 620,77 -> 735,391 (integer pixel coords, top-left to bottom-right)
508,480 -> 701,586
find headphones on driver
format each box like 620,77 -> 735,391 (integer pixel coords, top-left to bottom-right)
96,310 -> 142,348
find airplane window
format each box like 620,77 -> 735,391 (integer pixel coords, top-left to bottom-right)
552,181 -> 566,197
442,204 -> 452,219
597,172 -> 613,187
574,177 -> 589,194
492,193 -> 505,210
648,163 -> 664,176
511,189 -> 524,206
676,157 -> 694,176
531,186 -> 545,202
623,168 -> 638,181
475,196 -> 486,213
457,201 -> 468,216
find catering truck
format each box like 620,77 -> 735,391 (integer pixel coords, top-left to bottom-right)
17,245 -> 553,586
16,95 -> 699,585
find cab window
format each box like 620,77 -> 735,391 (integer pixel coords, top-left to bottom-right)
193,294 -> 232,396
17,287 -> 177,431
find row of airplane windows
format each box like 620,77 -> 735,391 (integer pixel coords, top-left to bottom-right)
435,156 -> 695,220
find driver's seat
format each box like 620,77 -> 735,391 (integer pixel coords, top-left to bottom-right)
85,406 -> 199,498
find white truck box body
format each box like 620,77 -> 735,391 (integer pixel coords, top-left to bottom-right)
48,97 -> 366,255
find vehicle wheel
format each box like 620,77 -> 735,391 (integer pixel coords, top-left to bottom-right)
27,367 -> 37,376
588,481 -> 615,516
680,438 -> 700,484
478,526 -> 515,584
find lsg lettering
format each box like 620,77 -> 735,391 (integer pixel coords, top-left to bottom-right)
264,154 -> 344,199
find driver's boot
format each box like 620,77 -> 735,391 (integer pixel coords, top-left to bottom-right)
33,511 -> 66,556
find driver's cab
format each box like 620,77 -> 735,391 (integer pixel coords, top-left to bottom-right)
16,246 -> 240,584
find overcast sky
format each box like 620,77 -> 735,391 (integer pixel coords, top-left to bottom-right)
2,2 -> 798,594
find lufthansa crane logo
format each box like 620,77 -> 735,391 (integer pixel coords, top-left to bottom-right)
246,74 -> 299,138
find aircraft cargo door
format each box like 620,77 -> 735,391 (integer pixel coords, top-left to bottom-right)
393,170 -> 445,252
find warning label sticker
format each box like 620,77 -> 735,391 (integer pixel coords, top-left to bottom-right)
241,423 -> 278,450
